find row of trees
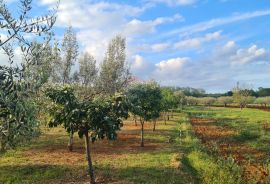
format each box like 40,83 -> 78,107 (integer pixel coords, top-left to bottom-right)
184,96 -> 270,108
1,1 -> 269,183
0,1 -> 131,183
167,86 -> 270,98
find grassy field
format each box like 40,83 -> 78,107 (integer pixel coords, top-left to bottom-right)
1,107 -> 270,184
182,106 -> 270,183
0,113 -> 196,184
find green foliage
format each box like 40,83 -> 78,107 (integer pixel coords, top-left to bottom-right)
127,83 -> 162,121
217,96 -> 233,107
46,86 -> 128,141
78,52 -> 98,87
254,97 -> 270,107
0,0 -> 57,151
233,85 -> 255,108
0,66 -> 40,151
97,36 -> 130,95
199,97 -> 216,106
161,88 -> 176,112
174,90 -> 186,109
61,26 -> 79,85
186,96 -> 199,106
257,88 -> 270,97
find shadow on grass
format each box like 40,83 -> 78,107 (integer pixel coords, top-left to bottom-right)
96,164 -> 199,184
0,164 -> 84,184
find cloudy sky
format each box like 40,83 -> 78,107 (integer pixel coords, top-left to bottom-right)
4,0 -> 270,92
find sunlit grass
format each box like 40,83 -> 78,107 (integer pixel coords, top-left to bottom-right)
0,113 -> 195,184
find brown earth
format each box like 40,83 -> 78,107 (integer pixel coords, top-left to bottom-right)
190,117 -> 269,182
22,121 -> 166,184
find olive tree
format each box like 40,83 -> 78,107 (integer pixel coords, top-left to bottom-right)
217,96 -> 233,107
233,85 -> 254,109
46,86 -> 128,184
186,96 -> 199,106
174,90 -> 186,110
0,0 -> 57,151
199,97 -> 216,107
127,83 -> 162,147
255,97 -> 270,107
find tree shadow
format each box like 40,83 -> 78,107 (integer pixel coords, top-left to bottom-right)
0,164 -> 81,184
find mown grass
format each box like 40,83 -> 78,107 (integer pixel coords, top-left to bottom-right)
0,114 -> 196,184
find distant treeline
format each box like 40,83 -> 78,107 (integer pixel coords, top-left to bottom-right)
164,87 -> 270,98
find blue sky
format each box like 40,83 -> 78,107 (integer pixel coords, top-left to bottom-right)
4,0 -> 270,92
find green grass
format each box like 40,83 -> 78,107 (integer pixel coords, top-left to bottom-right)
2,107 -> 270,184
176,112 -> 244,184
0,114 -> 196,184
184,106 -> 270,152
179,106 -> 270,183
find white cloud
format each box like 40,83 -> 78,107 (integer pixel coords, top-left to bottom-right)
154,57 -> 189,77
131,55 -> 145,70
135,31 -> 222,53
230,44 -> 268,65
165,9 -> 270,37
139,41 -> 270,91
146,0 -> 196,6
151,43 -> 170,52
0,47 -> 23,66
174,31 -> 221,49
223,40 -> 236,51
38,0 -> 183,63
124,14 -> 183,37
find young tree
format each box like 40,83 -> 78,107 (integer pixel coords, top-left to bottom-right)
255,97 -> 270,107
98,36 -> 130,95
217,96 -> 233,107
161,88 -> 175,124
23,42 -> 55,89
59,25 -> 79,149
79,52 -> 98,87
174,90 -> 186,110
233,84 -> 254,109
46,86 -> 128,184
127,83 -> 162,147
186,96 -> 199,106
0,0 -> 57,151
50,40 -> 62,83
199,97 -> 216,107
61,26 -> 79,85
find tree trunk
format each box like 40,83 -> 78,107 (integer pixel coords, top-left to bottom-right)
164,113 -> 167,125
68,132 -> 74,152
153,119 -> 156,131
85,131 -> 95,184
140,119 -> 144,147
134,115 -> 137,126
